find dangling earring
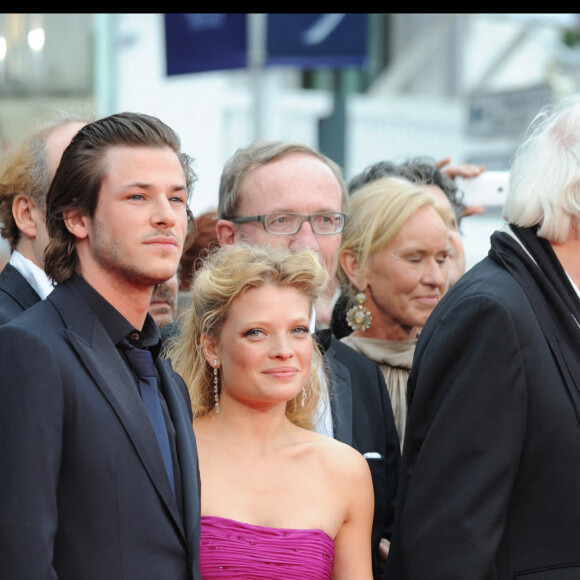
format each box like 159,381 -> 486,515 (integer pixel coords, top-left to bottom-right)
346,292 -> 372,332
213,360 -> 220,414
301,386 -> 307,407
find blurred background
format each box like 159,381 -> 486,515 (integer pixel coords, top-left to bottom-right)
2,13 -> 580,269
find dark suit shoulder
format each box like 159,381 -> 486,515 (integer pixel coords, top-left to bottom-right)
442,255 -> 524,304
0,264 -> 41,325
0,290 -> 25,325
2,288 -> 61,331
328,335 -> 384,373
419,255 -> 533,343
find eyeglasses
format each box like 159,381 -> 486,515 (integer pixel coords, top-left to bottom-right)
227,212 -> 348,235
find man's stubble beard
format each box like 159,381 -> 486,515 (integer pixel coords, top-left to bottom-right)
90,218 -> 179,288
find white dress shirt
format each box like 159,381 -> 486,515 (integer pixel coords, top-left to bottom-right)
10,250 -> 54,299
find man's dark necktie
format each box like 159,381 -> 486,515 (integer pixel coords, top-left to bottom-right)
120,339 -> 175,496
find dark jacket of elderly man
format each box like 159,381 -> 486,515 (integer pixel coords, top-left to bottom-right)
386,97 -> 580,580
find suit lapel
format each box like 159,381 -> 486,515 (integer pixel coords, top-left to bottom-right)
50,284 -> 185,538
157,360 -> 201,573
324,344 -> 353,444
550,336 -> 580,425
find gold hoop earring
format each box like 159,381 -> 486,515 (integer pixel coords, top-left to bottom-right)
346,292 -> 372,332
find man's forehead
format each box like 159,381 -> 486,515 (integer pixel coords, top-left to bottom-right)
246,151 -> 336,180
238,152 -> 343,212
101,145 -> 183,175
102,144 -> 172,161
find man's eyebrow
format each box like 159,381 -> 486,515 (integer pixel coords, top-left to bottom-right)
123,181 -> 187,191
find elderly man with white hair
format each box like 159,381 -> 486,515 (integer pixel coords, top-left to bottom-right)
386,96 -> 580,580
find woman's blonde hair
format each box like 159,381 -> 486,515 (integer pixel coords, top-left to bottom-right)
166,243 -> 329,430
338,176 -> 449,296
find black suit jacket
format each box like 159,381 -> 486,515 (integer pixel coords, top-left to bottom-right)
324,335 -> 400,579
0,263 -> 41,324
386,255 -> 580,580
0,279 -> 201,579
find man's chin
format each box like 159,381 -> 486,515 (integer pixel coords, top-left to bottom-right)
155,317 -> 173,329
149,302 -> 172,318
150,311 -> 174,328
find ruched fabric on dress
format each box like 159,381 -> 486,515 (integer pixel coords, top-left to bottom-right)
200,515 -> 334,579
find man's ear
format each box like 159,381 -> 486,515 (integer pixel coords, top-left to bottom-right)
62,209 -> 90,240
339,250 -> 367,292
12,195 -> 38,238
216,219 -> 237,246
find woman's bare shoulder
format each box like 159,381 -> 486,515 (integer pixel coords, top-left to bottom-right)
301,430 -> 371,480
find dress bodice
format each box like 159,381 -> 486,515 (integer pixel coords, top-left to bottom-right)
200,515 -> 335,579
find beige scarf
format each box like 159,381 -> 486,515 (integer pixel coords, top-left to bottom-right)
341,335 -> 416,449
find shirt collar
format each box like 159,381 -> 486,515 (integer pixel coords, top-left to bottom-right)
10,250 -> 55,299
70,274 -> 161,359
502,224 -> 580,301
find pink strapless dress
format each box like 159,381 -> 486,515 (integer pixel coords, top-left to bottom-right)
200,515 -> 335,579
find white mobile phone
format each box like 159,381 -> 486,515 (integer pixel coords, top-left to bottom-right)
455,171 -> 510,207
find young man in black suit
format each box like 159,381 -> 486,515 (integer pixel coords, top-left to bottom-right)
0,114 -> 89,324
386,97 -> 580,579
0,113 -> 201,579
216,139 -> 401,578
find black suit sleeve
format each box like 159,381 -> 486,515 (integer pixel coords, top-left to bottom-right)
392,294 -> 527,580
0,324 -> 62,579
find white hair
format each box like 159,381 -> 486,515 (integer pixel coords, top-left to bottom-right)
504,95 -> 580,242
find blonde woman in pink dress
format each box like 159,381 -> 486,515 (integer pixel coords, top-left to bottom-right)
168,244 -> 374,579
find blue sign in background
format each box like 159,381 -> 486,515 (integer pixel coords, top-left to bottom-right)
164,14 -> 368,76
164,14 -> 247,75
266,14 -> 368,68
